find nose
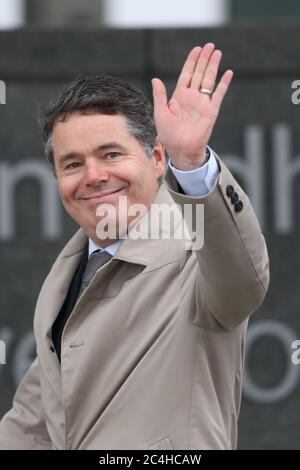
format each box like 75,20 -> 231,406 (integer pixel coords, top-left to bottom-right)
84,161 -> 109,186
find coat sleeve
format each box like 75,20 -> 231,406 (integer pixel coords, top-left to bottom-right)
163,154 -> 270,331
0,357 -> 52,449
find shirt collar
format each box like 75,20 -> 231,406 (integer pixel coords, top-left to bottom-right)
88,238 -> 123,258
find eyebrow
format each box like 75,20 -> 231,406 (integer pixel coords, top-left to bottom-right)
57,142 -> 128,166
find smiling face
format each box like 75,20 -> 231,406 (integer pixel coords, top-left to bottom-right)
52,112 -> 165,245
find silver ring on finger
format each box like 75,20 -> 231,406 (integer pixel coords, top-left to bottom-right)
199,87 -> 212,96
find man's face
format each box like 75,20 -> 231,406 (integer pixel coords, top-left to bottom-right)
52,112 -> 165,245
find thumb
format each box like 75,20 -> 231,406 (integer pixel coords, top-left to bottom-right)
151,78 -> 168,117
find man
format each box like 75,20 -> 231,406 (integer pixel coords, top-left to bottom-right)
0,44 -> 269,450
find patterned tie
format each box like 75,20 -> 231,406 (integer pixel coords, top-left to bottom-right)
78,250 -> 112,297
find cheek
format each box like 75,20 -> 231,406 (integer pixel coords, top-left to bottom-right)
113,165 -> 142,192
120,162 -> 153,189
57,175 -> 80,198
57,178 -> 78,205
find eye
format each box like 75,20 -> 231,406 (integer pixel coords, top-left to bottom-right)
65,162 -> 81,170
105,152 -> 121,160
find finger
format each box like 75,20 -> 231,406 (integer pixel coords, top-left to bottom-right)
176,46 -> 202,89
190,42 -> 215,89
211,70 -> 234,109
200,49 -> 222,93
152,78 -> 168,118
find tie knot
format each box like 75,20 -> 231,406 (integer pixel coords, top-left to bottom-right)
79,250 -> 112,296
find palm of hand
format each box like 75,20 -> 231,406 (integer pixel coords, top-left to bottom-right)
158,87 -> 219,159
152,44 -> 233,169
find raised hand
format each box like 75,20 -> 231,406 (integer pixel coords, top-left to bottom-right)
152,43 -> 233,170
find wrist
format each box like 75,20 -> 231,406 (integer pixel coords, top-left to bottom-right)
170,147 -> 209,171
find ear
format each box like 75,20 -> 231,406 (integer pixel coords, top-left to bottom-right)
151,138 -> 166,178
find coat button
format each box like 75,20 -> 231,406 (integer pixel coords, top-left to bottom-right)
234,200 -> 244,212
49,345 -> 55,353
231,192 -> 239,204
226,185 -> 234,197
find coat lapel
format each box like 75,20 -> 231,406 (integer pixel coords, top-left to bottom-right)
34,229 -> 88,341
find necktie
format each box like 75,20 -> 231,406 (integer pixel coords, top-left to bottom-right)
78,250 -> 112,297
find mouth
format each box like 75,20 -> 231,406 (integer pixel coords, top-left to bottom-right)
81,188 -> 126,203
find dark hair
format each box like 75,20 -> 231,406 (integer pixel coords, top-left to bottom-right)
38,75 -> 156,166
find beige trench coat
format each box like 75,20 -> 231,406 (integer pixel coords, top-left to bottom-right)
0,159 -> 269,450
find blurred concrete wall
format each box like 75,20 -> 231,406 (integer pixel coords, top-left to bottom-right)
26,0 -> 102,26
0,25 -> 300,449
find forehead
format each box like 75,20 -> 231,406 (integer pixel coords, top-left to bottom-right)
53,111 -> 129,136
52,112 -> 133,151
